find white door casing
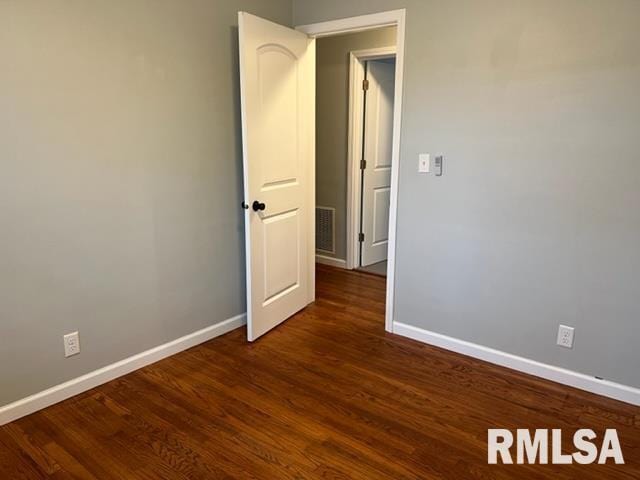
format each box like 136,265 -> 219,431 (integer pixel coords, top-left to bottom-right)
361,59 -> 395,267
238,12 -> 315,341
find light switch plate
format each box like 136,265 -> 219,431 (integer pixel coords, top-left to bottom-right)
419,154 -> 430,173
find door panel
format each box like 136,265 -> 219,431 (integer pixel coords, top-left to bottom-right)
373,187 -> 391,245
239,12 -> 315,341
263,210 -> 300,303
258,46 -> 299,187
361,59 -> 395,267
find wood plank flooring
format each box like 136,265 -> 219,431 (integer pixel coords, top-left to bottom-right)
1,264 -> 638,479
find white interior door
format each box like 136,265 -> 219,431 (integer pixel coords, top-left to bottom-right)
361,59 -> 395,267
238,12 -> 315,341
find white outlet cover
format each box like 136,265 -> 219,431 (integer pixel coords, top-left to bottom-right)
556,325 -> 575,349
64,331 -> 80,357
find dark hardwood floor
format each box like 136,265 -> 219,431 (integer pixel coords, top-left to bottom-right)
1,264 -> 638,479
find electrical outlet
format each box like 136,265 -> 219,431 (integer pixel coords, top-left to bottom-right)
556,325 -> 575,349
63,331 -> 80,357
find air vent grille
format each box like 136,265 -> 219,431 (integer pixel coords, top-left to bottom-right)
316,206 -> 335,253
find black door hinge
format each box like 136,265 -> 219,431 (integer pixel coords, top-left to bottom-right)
362,79 -> 369,91
360,159 -> 367,170
358,232 -> 365,242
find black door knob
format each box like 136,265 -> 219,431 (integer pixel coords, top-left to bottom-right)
252,200 -> 266,212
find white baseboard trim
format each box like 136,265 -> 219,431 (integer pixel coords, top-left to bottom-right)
393,322 -> 640,407
316,254 -> 347,269
0,313 -> 246,426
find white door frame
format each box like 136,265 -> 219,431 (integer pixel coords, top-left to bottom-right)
297,9 -> 406,333
346,47 -> 396,272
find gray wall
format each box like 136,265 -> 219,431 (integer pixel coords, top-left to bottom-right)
316,28 -> 396,260
2,0 -> 639,408
0,0 -> 291,406
296,0 -> 640,388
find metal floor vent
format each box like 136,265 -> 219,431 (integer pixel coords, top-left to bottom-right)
316,206 -> 335,253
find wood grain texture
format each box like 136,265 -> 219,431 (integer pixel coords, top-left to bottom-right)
1,264 -> 638,479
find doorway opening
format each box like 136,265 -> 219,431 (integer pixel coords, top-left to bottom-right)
314,32 -> 396,281
299,10 -> 405,334
352,52 -> 396,277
